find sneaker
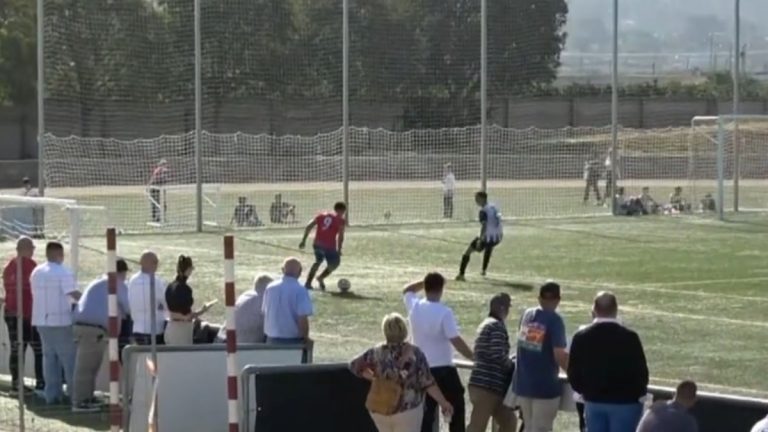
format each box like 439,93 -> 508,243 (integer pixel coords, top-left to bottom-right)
455,274 -> 466,281
481,271 -> 486,277
304,284 -> 314,290
72,402 -> 101,413
317,279 -> 326,291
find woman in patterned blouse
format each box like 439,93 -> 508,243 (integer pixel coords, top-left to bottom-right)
350,313 -> 453,432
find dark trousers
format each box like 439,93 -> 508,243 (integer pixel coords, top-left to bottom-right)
421,366 -> 465,432
443,195 -> 454,219
132,333 -> 165,346
605,170 -> 614,202
4,316 -> 44,387
584,178 -> 601,202
577,402 -> 586,432
150,188 -> 166,222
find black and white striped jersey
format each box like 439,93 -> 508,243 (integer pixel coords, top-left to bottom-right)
479,203 -> 503,243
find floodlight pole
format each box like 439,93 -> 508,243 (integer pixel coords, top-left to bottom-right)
37,0 -> 45,197
480,0 -> 488,192
342,0 -> 350,219
732,0 -> 741,212
194,0 -> 203,232
610,0 -> 619,215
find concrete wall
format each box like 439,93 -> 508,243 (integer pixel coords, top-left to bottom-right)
2,97 -> 767,161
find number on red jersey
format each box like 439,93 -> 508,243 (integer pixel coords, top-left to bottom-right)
314,212 -> 343,250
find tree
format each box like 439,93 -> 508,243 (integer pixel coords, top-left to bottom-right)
0,0 -> 36,106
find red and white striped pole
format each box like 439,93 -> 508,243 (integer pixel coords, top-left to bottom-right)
224,235 -> 239,432
106,228 -> 121,431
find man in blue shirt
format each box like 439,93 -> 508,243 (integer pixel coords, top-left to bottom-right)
71,259 -> 131,412
262,257 -> 313,344
512,281 -> 569,432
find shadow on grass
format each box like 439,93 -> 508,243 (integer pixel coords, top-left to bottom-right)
0,383 -> 107,431
327,291 -> 383,301
485,278 -> 535,292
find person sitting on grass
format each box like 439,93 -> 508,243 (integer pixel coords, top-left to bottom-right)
665,187 -> 692,214
269,193 -> 297,224
349,312 -> 453,432
638,187 -> 660,215
231,196 -> 263,227
699,193 -> 716,213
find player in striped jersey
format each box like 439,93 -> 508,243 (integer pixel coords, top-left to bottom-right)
457,192 -> 503,281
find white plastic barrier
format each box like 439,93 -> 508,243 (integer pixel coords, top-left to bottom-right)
123,344 -> 311,432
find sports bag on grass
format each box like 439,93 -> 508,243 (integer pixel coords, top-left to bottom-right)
365,344 -> 412,415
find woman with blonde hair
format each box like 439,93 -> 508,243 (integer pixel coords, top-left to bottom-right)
164,255 -> 215,345
350,313 -> 453,432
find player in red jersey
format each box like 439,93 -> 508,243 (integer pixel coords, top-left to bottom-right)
148,159 -> 169,223
298,202 -> 347,290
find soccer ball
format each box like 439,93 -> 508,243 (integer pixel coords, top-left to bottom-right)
337,278 -> 351,293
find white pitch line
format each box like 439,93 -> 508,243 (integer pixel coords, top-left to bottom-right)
634,276 -> 768,288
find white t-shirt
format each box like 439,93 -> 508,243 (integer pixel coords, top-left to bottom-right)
30,261 -> 78,327
403,292 -> 459,367
442,173 -> 456,196
127,272 -> 167,335
751,416 -> 768,432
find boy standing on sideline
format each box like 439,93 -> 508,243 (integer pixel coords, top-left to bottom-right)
512,281 -> 569,432
2,236 -> 45,393
403,273 -> 474,432
442,163 -> 456,219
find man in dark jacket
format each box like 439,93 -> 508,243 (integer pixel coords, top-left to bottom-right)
567,291 -> 648,432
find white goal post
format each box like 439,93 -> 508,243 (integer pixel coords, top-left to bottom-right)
0,195 -> 109,285
691,115 -> 768,220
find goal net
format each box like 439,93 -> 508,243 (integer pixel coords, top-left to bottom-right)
0,195 -> 110,285
691,115 -> 768,215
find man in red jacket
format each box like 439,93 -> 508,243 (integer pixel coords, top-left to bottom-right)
2,236 -> 45,393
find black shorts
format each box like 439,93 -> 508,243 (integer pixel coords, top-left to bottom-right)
471,237 -> 500,252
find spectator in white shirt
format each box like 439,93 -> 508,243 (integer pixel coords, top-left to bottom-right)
30,241 -> 81,404
403,272 -> 473,432
128,251 -> 167,345
262,258 -> 313,344
218,273 -> 274,344
751,414 -> 768,432
442,163 -> 456,219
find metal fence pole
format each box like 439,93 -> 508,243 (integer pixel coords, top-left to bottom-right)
717,118 -> 726,221
480,0 -> 488,192
732,0 -> 741,212
194,0 -> 203,232
610,0 -> 619,215
342,0 -> 350,218
37,0 -> 45,197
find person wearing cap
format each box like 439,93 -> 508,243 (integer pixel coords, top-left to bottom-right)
511,281 -> 569,432
467,293 -> 517,432
567,291 -> 649,432
71,258 -> 131,412
148,159 -> 169,223
2,236 -> 45,393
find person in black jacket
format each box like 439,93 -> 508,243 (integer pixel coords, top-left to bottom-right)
567,291 -> 648,432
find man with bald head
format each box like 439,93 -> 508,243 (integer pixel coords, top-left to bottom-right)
127,251 -> 167,345
2,236 -> 44,393
262,257 -> 313,344
567,291 -> 649,432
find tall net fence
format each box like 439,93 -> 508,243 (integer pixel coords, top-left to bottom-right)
38,0 -> 768,236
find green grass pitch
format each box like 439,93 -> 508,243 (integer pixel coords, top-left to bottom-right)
0,189 -> 767,431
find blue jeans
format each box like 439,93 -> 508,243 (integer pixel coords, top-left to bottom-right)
585,402 -> 643,432
37,326 -> 76,404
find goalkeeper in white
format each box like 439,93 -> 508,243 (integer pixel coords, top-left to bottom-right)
456,191 -> 503,280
